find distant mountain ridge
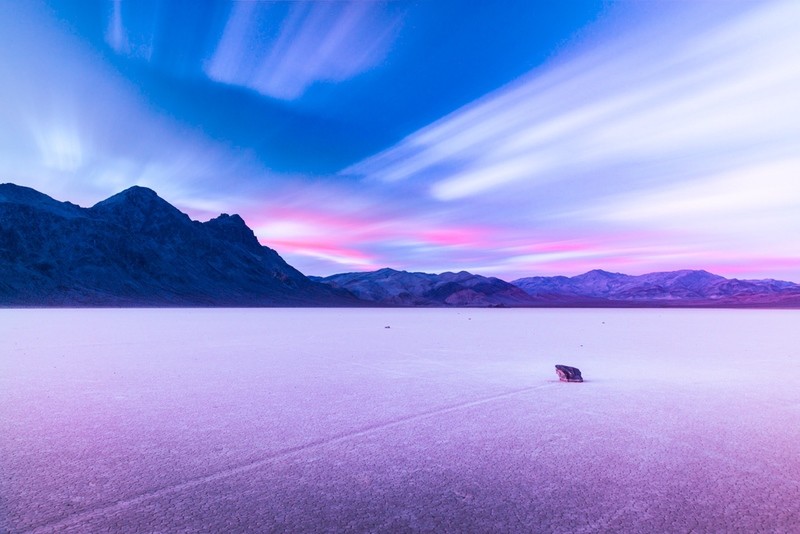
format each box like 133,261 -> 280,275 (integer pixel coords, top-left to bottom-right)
311,268 -> 535,307
0,183 -> 358,306
2,183 -> 799,307
312,267 -> 800,308
511,269 -> 800,307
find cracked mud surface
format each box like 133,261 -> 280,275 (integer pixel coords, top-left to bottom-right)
2,309 -> 799,533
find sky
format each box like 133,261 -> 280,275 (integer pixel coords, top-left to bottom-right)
1,1 -> 798,282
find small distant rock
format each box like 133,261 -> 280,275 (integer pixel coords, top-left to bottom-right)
384,326 -> 391,329
555,364 -> 583,383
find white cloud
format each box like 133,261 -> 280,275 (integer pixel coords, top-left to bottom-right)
206,2 -> 402,100
345,0 -> 800,205
595,159 -> 800,225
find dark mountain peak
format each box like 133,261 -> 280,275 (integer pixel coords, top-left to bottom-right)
93,185 -> 173,210
666,270 -> 727,293
376,268 -> 429,283
678,269 -> 722,279
574,269 -> 623,279
214,212 -> 245,224
570,270 -> 629,287
91,185 -> 190,232
0,183 -> 84,218
746,278 -> 799,289
438,270 -> 480,284
0,182 -> 47,203
120,184 -> 159,198
440,270 -> 471,276
1,183 -> 357,306
204,213 -> 261,249
639,269 -> 725,285
205,213 -> 248,231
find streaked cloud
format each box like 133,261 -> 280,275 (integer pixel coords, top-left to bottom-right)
346,1 -> 799,203
206,1 -> 402,100
1,1 -> 798,282
30,120 -> 85,172
596,159 -> 800,224
336,0 -> 800,280
105,0 -> 127,55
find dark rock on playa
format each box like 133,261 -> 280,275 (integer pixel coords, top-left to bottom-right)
555,364 -> 583,382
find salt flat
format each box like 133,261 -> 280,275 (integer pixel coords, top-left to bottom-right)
1,308 -> 799,533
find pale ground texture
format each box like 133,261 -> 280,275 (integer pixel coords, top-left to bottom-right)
1,308 -> 799,533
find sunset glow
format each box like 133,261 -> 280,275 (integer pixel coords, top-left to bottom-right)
1,1 -> 797,281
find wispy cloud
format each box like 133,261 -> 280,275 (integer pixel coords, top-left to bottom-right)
29,118 -> 85,173
236,182 -> 500,275
0,2 -> 282,213
346,1 -> 799,203
596,159 -> 800,225
335,0 -> 800,280
3,1 -> 799,282
206,2 -> 403,100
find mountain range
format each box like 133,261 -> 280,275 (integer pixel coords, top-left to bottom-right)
0,183 -> 357,306
2,183 -> 799,307
511,269 -> 800,307
310,268 -> 534,307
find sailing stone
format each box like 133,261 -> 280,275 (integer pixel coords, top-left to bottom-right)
555,364 -> 583,382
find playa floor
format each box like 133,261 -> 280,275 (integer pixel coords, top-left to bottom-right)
2,308 -> 799,533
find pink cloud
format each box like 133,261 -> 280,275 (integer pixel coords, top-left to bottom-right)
267,238 -> 378,267
243,203 -> 504,271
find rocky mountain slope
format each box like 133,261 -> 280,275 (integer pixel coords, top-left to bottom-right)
311,268 -> 537,307
0,183 -> 358,306
512,269 -> 800,307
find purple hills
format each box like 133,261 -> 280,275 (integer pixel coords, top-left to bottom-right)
510,269 -> 800,307
310,268 -> 533,307
2,183 -> 799,307
313,268 -> 800,308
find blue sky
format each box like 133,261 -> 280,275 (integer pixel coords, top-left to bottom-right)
1,1 -> 798,281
